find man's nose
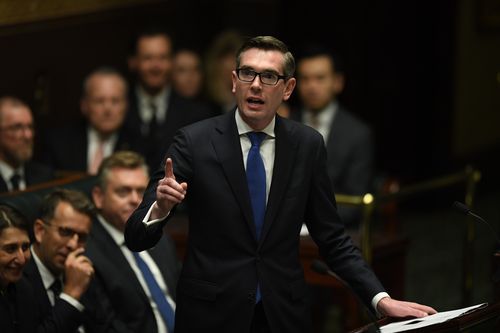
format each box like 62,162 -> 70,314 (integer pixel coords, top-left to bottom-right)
15,248 -> 27,265
67,233 -> 80,250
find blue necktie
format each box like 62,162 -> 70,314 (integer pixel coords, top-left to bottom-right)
246,132 -> 267,302
133,252 -> 175,332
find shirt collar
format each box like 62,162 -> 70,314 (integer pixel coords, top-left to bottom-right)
303,101 -> 338,126
137,85 -> 170,108
31,245 -> 59,291
235,109 -> 276,138
0,160 -> 24,183
97,214 -> 125,246
87,126 -> 118,145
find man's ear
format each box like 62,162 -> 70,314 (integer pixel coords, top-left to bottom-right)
231,70 -> 237,93
283,77 -> 296,101
92,186 -> 104,210
80,97 -> 88,117
33,219 -> 45,244
332,73 -> 345,95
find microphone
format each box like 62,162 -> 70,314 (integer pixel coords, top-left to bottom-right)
452,201 -> 500,244
310,259 -> 381,333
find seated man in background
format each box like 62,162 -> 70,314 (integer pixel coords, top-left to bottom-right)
293,45 -> 374,227
125,26 -> 214,170
0,97 -> 54,192
172,47 -> 204,100
41,67 -> 133,175
24,188 -> 117,332
86,151 -> 180,333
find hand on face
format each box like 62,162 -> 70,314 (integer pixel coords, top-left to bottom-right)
152,158 -> 188,219
63,247 -> 94,300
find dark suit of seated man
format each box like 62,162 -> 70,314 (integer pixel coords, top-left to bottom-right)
86,151 -> 180,333
24,188 -> 119,332
0,97 -> 54,193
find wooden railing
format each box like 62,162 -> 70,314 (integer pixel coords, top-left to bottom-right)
335,165 -> 482,304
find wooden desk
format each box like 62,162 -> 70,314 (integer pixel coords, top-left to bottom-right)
164,214 -> 408,331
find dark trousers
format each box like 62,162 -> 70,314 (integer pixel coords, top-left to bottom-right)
250,302 -> 271,333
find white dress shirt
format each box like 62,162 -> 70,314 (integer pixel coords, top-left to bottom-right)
98,215 -> 174,333
302,101 -> 338,145
0,160 -> 26,191
136,85 -> 170,124
86,127 -> 118,172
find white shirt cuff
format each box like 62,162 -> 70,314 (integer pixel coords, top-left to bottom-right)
372,292 -> 390,316
142,201 -> 170,226
60,293 -> 85,312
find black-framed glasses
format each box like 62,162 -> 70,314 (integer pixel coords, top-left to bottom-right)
236,68 -> 288,85
42,221 -> 88,244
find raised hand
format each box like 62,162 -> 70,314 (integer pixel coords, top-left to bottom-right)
63,248 -> 94,300
152,158 -> 188,219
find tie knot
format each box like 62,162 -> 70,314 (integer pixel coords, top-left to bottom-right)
248,132 -> 266,147
149,100 -> 158,113
10,173 -> 21,190
50,279 -> 62,297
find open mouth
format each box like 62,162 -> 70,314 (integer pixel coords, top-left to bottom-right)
247,97 -> 264,106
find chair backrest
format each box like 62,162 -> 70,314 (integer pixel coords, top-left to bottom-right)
0,174 -> 97,240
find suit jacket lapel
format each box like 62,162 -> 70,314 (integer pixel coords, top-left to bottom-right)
259,116 -> 297,246
90,220 -> 151,303
149,243 -> 177,300
211,112 -> 256,240
0,176 -> 8,192
24,259 -> 52,313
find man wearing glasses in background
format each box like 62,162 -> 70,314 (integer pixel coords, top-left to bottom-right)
0,96 -> 54,192
24,188 -> 116,332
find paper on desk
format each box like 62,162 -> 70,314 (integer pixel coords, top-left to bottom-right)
379,303 -> 488,333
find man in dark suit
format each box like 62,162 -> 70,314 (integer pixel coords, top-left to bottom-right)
42,67 -> 134,175
24,188 -> 115,332
125,27 -> 215,170
125,36 -> 436,332
293,45 -> 374,227
0,97 -> 54,192
86,151 -> 180,333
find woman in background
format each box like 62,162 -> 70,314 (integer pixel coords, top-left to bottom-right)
0,205 -> 36,333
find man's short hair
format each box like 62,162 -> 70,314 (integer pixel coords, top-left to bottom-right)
297,43 -> 344,74
129,25 -> 174,56
0,96 -> 30,125
236,36 -> 296,78
39,188 -> 95,223
96,151 -> 149,189
82,67 -> 128,98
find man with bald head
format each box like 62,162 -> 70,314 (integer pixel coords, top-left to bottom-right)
0,96 -> 54,192
42,67 -> 135,175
